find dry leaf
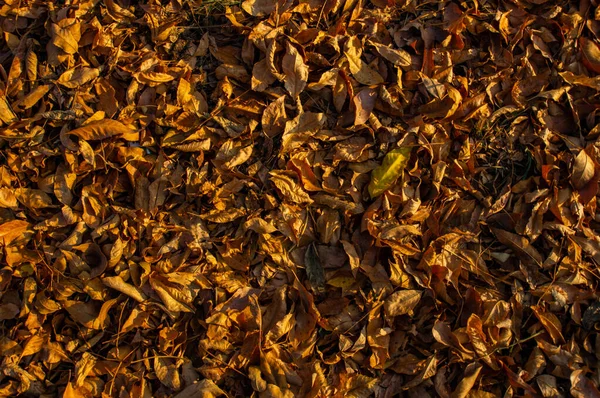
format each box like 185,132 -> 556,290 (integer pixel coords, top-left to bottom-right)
282,42 -> 309,98
51,18 -> 81,54
572,148 -> 596,189
580,37 -> 600,74
384,290 -> 422,316
242,0 -> 277,16
57,67 -> 100,88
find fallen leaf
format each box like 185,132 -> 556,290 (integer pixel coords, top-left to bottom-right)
57,67 -> 100,88
384,290 -> 422,316
368,146 -> 412,198
242,0 -> 277,16
282,42 -> 309,98
580,37 -> 600,74
572,148 -> 596,189
51,19 -> 81,54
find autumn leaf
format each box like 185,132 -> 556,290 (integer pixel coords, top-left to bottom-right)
368,146 -> 412,198
13,85 -> 50,110
345,36 -> 384,85
20,334 -> 45,358
0,220 -> 32,246
370,41 -> 412,68
154,355 -> 181,390
61,119 -> 138,150
282,42 -> 308,98
51,18 -> 80,54
451,362 -> 483,398
242,0 -> 276,16
102,276 -> 147,302
571,148 -> 596,189
15,188 -> 54,209
384,290 -> 422,316
262,95 -> 287,137
269,170 -> 313,204
4,0 -> 600,396
580,37 -> 600,74
353,87 -> 377,125
57,67 -> 100,88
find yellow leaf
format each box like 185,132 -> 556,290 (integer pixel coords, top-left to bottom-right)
368,146 -> 412,198
61,119 -> 138,150
270,170 -> 313,204
327,276 -> 356,289
57,67 -> 100,88
0,220 -> 32,246
13,85 -> 51,110
102,276 -> 147,302
21,334 -> 45,357
51,18 -> 81,54
451,362 -> 483,398
154,355 -> 181,390
0,96 -> 17,124
137,71 -> 175,85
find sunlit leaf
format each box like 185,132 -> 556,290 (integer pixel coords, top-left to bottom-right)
368,146 -> 412,198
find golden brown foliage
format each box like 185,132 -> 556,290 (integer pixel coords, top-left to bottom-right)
1,0 -> 600,397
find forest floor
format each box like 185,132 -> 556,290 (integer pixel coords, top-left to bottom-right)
1,0 -> 600,397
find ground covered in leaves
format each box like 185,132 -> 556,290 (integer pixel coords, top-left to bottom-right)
3,0 -> 600,397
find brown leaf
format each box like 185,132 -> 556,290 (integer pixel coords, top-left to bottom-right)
0,220 -> 32,246
242,0 -> 277,16
384,290 -> 422,317
0,96 -> 17,124
57,67 -> 100,88
282,42 -> 308,98
262,95 -> 287,137
269,170 -> 313,204
15,188 -> 54,209
154,355 -> 181,390
571,369 -> 600,398
572,148 -> 596,189
282,111 -> 325,152
532,305 -> 565,344
450,362 -> 483,398
173,379 -> 226,398
353,87 -> 377,126
580,37 -> 600,74
305,244 -> 325,293
491,227 -> 543,266
102,276 -> 147,302
13,85 -> 50,110
345,37 -> 384,85
61,119 -> 138,150
51,19 -> 81,54
252,58 -> 277,92
370,41 -> 412,68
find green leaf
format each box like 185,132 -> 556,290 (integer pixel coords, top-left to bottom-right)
368,146 -> 412,198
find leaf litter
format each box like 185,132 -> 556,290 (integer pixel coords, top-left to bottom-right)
0,0 -> 600,397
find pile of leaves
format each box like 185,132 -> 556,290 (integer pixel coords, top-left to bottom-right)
2,0 -> 600,396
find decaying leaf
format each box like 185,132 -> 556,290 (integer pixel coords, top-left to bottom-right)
3,1 -> 600,397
